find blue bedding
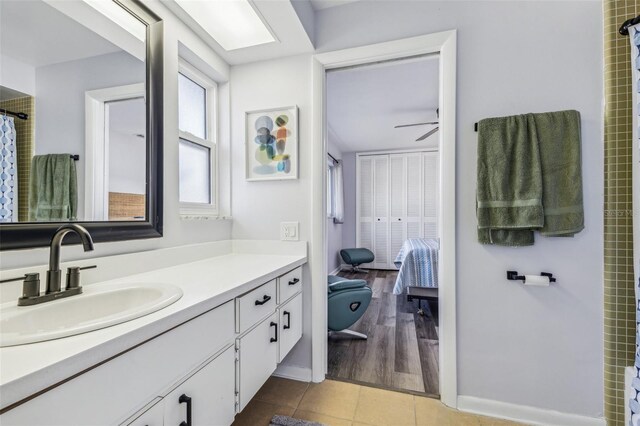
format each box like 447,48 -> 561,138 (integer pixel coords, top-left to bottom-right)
393,238 -> 439,295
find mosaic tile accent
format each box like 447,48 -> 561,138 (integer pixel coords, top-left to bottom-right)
605,2 -> 640,425
0,96 -> 35,222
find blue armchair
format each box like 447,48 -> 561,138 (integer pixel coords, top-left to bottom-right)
327,275 -> 372,340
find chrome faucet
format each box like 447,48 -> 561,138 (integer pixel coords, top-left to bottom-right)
46,224 -> 94,294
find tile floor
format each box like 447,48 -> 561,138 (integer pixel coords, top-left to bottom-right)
232,377 -> 526,426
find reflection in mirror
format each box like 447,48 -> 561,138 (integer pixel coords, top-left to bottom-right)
0,0 -> 146,223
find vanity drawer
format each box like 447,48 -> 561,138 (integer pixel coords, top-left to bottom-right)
278,267 -> 302,303
236,279 -> 277,333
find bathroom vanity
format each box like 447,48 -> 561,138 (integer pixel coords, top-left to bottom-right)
0,241 -> 307,425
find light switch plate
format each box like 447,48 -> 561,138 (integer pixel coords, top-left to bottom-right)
280,222 -> 299,241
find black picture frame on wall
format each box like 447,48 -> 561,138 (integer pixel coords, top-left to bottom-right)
0,0 -> 164,251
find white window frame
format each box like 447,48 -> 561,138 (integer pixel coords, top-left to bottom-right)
178,58 -> 218,216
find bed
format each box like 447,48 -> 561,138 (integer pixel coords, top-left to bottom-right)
392,238 -> 439,295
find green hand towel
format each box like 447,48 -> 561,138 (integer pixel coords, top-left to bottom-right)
476,114 -> 543,246
531,110 -> 584,237
28,154 -> 77,222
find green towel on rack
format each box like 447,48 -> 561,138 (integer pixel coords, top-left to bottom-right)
476,114 -> 543,246
532,110 -> 584,237
476,110 -> 584,246
28,154 -> 77,221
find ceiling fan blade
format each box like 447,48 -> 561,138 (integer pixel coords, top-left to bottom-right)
394,121 -> 439,129
416,127 -> 439,141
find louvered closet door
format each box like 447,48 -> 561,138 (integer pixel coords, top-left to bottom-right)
373,155 -> 390,269
357,156 -> 375,267
405,153 -> 423,240
389,155 -> 406,269
423,152 -> 439,239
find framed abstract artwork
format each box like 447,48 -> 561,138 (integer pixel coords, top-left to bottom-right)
245,106 -> 298,181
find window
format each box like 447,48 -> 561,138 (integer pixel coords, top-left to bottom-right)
178,59 -> 217,215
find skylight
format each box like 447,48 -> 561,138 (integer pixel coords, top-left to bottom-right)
174,0 -> 276,51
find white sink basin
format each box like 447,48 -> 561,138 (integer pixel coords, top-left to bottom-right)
0,282 -> 183,347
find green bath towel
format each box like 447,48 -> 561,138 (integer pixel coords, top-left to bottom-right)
476,110 -> 584,246
532,110 -> 584,237
476,114 -> 543,246
28,154 -> 77,222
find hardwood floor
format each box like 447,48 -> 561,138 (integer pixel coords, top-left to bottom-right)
327,270 -> 440,397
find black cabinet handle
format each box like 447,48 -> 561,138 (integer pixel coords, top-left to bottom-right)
283,311 -> 291,330
270,321 -> 278,342
179,394 -> 192,426
255,295 -> 271,306
288,278 -> 300,286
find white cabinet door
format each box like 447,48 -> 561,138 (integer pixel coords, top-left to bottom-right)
357,156 -> 374,266
389,155 -> 406,268
373,155 -> 389,269
405,153 -> 423,239
237,313 -> 279,411
423,152 -> 439,239
164,346 -> 236,426
278,293 -> 303,363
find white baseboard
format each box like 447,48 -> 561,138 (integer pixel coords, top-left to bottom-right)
273,364 -> 312,382
457,396 -> 605,426
329,266 -> 342,276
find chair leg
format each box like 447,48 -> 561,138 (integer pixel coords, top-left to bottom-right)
351,265 -> 369,274
331,329 -> 368,340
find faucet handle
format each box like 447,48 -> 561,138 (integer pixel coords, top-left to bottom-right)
65,265 -> 96,290
21,273 -> 40,298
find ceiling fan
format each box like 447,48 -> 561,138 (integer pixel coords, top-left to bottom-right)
394,108 -> 439,141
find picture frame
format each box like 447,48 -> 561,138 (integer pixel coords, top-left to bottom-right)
245,105 -> 298,181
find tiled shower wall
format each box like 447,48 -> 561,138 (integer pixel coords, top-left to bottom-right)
0,96 -> 35,222
604,1 -> 640,425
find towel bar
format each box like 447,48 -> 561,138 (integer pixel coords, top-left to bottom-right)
506,270 -> 556,283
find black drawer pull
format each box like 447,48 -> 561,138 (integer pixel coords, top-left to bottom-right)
255,295 -> 271,306
270,321 -> 278,342
288,278 -> 300,286
179,394 -> 192,426
283,311 -> 291,330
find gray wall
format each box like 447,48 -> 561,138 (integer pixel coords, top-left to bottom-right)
35,51 -> 145,219
341,152 -> 356,249
315,0 -> 604,417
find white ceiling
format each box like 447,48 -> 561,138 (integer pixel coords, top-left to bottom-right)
327,55 -> 440,154
0,0 -> 121,68
309,0 -> 362,11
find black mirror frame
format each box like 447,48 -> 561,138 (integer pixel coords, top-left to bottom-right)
0,0 -> 163,251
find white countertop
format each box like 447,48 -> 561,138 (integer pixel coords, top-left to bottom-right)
0,248 -> 306,411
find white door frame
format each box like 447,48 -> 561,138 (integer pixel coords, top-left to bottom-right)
84,83 -> 145,220
310,30 -> 458,407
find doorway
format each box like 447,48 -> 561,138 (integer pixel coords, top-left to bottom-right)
325,56 -> 441,397
310,30 -> 457,407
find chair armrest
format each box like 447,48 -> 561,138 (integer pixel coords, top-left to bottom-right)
328,279 -> 368,292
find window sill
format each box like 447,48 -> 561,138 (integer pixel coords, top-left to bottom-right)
179,214 -> 232,221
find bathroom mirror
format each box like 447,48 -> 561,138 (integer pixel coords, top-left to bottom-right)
0,0 -> 163,249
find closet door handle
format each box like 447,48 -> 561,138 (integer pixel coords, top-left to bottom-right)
255,295 -> 271,305
377,218 -> 381,221
398,218 -> 402,221
283,311 -> 291,330
270,321 -> 278,342
288,278 -> 300,286
179,394 -> 192,426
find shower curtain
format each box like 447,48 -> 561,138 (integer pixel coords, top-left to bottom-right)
0,114 -> 17,222
629,22 -> 640,426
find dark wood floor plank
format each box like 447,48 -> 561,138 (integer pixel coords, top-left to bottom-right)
395,312 -> 423,377
418,338 -> 440,396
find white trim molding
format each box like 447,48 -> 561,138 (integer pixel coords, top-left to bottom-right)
84,83 -> 145,220
457,396 -> 606,426
310,30 -> 458,407
273,365 -> 313,382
